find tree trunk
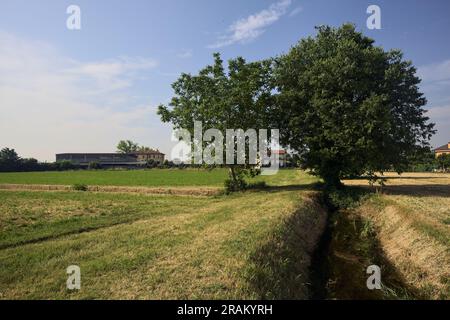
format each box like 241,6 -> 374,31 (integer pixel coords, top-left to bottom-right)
229,166 -> 237,183
323,172 -> 343,190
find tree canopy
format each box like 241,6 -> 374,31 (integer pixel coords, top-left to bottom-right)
158,53 -> 275,190
157,24 -> 435,189
273,24 -> 435,187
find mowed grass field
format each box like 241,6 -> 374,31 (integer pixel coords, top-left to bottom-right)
2,169 -> 448,299
0,169 -> 327,299
0,168 -> 315,188
0,169 -> 229,187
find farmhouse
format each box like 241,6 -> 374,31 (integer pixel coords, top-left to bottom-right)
262,149 -> 288,167
56,151 -> 165,167
272,149 -> 287,167
434,142 -> 450,157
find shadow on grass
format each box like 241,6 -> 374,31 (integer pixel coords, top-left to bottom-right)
382,184 -> 450,197
248,179 -> 448,205
246,182 -> 322,193
349,175 -> 449,180
349,184 -> 450,198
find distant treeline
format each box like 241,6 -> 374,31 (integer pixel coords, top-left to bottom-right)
0,147 -> 185,172
1,147 -> 448,173
0,147 -> 245,172
0,148 -> 78,172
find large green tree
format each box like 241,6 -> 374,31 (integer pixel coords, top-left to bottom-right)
274,24 -> 435,187
158,53 -> 275,189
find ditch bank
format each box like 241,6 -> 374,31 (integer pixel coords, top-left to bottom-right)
243,192 -> 328,299
310,189 -> 449,300
357,198 -> 449,299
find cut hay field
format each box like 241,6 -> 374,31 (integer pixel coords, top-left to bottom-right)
344,172 -> 450,197
0,169 -> 326,299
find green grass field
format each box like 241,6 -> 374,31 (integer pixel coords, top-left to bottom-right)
0,169 -> 228,187
0,168 -> 316,188
0,169 -> 326,299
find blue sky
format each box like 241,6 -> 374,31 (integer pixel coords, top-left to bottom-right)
1,0 -> 449,161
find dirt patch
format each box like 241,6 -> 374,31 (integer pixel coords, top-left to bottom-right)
0,183 -> 221,196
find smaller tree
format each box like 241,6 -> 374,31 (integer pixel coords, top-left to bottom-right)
406,147 -> 436,172
158,53 -> 276,191
116,140 -> 139,153
56,160 -> 75,171
0,148 -> 21,172
138,146 -> 158,152
436,154 -> 450,172
88,161 -> 102,170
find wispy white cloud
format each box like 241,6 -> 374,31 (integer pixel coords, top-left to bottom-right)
208,0 -> 292,49
65,56 -> 157,93
289,6 -> 303,17
176,49 -> 193,59
0,31 -> 165,161
418,59 -> 450,84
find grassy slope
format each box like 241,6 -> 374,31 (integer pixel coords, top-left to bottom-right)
361,194 -> 450,299
0,170 -> 326,299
